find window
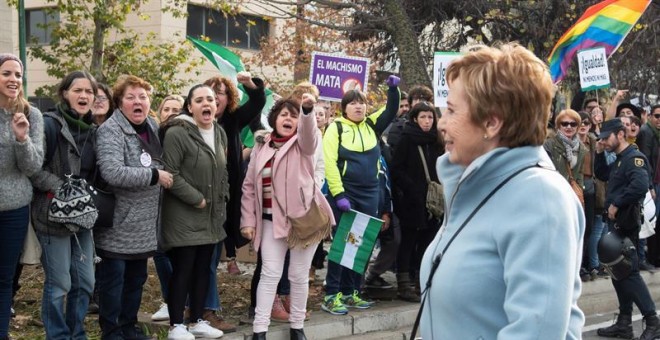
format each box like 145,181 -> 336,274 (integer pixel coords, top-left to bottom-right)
187,4 -> 269,50
26,8 -> 59,45
28,97 -> 56,112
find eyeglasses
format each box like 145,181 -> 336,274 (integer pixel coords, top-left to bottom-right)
581,120 -> 591,126
560,121 -> 578,128
653,114 -> 660,119
586,105 -> 599,111
96,96 -> 108,102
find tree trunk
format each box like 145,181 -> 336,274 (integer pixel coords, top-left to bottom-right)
90,1 -> 109,82
293,1 -> 307,83
382,0 -> 431,89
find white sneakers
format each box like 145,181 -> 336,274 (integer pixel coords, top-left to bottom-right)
168,324 -> 194,340
152,303 -> 170,321
189,319 -> 224,338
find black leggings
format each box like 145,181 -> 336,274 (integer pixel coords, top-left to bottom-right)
167,244 -> 215,325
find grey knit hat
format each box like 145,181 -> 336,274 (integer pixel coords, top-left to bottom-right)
0,53 -> 24,72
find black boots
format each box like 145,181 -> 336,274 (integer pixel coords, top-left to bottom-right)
597,313 -> 633,339
396,272 -> 421,302
290,328 -> 307,340
640,315 -> 660,340
252,332 -> 266,340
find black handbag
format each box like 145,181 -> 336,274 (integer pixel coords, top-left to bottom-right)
91,174 -> 115,229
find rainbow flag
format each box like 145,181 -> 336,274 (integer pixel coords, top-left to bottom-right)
548,0 -> 651,83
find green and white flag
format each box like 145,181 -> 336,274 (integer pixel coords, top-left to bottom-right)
328,210 -> 383,274
188,35 -> 276,131
188,36 -> 245,85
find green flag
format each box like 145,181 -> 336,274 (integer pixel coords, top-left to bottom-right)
328,210 -> 383,274
188,36 -> 245,83
188,35 -> 276,127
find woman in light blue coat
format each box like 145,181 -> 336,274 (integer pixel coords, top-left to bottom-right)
418,43 -> 585,339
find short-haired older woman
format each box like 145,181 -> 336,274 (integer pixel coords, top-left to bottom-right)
30,70 -> 98,339
241,95 -> 334,340
95,75 -> 173,340
544,109 -> 588,190
0,53 -> 44,340
418,43 -> 585,339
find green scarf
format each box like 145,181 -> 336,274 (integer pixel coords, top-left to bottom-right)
57,102 -> 92,131
647,121 -> 660,141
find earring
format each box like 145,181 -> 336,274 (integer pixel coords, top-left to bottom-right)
483,134 -> 488,140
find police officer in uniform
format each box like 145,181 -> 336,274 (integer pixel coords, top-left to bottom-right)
594,119 -> 660,340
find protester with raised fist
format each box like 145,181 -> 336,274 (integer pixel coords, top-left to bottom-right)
321,75 -> 400,315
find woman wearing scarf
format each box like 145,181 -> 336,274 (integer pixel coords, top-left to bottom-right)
241,95 -> 334,340
390,102 -> 444,302
544,109 -> 588,189
29,71 -> 98,339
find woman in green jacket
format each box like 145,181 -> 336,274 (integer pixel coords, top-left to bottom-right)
544,109 -> 588,188
160,84 -> 230,340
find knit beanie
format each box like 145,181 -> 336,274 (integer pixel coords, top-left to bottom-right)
0,53 -> 24,71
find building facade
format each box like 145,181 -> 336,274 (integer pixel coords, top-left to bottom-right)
0,0 -> 292,109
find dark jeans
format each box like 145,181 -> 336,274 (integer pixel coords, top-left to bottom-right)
166,244 -> 215,325
250,250 -> 291,310
582,178 -> 595,268
223,224 -> 237,259
609,227 -> 657,317
12,264 -> 23,307
0,206 -> 29,338
153,251 -> 172,302
368,220 -> 401,277
97,257 -> 148,340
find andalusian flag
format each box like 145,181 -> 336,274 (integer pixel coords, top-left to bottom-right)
328,210 -> 383,274
188,36 -> 245,84
547,0 -> 651,83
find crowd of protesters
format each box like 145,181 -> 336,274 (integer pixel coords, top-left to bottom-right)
1,44 -> 660,340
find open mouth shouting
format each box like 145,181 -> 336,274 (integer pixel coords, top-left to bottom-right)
6,83 -> 19,97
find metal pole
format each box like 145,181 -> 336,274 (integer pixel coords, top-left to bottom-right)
18,0 -> 27,94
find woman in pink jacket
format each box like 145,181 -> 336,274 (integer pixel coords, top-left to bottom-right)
241,94 -> 334,340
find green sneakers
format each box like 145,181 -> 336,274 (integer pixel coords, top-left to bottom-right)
321,293 -> 349,315
341,290 -> 374,309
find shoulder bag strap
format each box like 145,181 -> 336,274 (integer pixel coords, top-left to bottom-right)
418,146 -> 431,183
410,163 -> 541,339
565,159 -> 576,181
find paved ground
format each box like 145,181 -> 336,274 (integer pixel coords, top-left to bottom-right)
138,268 -> 660,339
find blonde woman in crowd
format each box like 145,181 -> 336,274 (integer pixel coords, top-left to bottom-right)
158,95 -> 184,124
0,53 -> 44,340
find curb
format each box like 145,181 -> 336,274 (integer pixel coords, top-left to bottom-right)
137,270 -> 660,339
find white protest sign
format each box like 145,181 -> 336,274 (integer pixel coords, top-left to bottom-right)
577,47 -> 610,92
433,52 -> 461,108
